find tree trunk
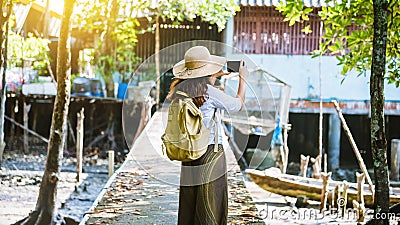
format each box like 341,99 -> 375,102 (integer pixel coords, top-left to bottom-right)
0,0 -> 12,168
371,0 -> 389,224
14,0 -> 77,224
102,0 -> 119,98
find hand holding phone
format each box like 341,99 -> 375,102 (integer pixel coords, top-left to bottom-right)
227,60 -> 244,73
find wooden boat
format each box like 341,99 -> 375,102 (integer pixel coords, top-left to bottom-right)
246,168 -> 400,207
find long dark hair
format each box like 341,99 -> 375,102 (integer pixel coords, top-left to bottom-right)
167,76 -> 212,108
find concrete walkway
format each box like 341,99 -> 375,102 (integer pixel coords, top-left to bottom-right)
80,111 -> 264,225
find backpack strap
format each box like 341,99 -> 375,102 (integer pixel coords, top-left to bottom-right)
176,90 -> 189,98
213,109 -> 219,152
177,91 -> 219,152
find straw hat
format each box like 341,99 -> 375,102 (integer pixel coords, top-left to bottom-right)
172,46 -> 227,79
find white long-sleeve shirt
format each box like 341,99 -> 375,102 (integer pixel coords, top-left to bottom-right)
200,84 -> 242,145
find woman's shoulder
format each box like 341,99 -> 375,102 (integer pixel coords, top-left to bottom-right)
205,84 -> 242,112
206,84 -> 223,95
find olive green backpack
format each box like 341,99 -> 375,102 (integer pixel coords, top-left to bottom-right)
161,91 -> 218,162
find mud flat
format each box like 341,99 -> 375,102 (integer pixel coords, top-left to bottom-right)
0,153 -> 111,225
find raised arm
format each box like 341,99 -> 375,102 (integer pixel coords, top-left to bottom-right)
236,60 -> 249,110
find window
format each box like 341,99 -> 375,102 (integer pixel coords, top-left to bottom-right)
233,6 -> 323,55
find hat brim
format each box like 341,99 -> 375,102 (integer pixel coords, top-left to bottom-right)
172,55 -> 227,79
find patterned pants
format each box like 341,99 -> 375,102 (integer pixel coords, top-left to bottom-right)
178,145 -> 227,225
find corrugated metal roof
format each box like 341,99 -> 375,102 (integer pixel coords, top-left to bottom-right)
238,0 -> 336,7
14,1 -> 62,37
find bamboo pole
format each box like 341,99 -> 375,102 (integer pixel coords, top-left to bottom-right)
332,100 -> 374,197
318,20 -> 324,173
4,115 -> 48,143
76,108 -> 84,182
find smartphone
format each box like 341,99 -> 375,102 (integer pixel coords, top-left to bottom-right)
227,61 -> 243,72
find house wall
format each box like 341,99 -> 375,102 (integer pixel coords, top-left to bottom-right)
225,17 -> 399,101
225,16 -> 400,170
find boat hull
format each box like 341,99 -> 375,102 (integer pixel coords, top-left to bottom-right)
246,168 -> 400,207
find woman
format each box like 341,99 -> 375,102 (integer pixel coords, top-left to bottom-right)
168,46 -> 248,225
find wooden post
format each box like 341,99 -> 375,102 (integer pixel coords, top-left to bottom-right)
76,108 -> 84,182
356,172 -> 365,206
337,184 -> 344,217
390,139 -> 400,181
332,100 -> 374,196
108,150 -> 114,178
299,154 -> 309,177
133,102 -> 148,143
341,181 -> 349,217
328,113 -> 341,170
23,100 -> 31,154
32,106 -> 38,133
311,155 -> 321,179
282,123 -> 291,174
353,200 -> 365,222
320,172 -> 331,212
155,16 -> 160,107
67,119 -> 76,144
9,98 -> 15,148
64,121 -> 68,152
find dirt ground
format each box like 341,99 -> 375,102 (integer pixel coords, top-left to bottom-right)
1,152 -> 399,225
0,153 -> 111,225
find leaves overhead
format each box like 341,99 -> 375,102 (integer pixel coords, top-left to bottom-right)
146,0 -> 240,31
276,0 -> 400,87
74,0 -> 239,36
73,0 -> 239,85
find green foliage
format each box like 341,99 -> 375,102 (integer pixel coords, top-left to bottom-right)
276,0 -> 400,87
75,0 -> 142,84
73,0 -> 110,32
7,31 -> 50,75
114,19 -> 141,82
151,0 -> 240,31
